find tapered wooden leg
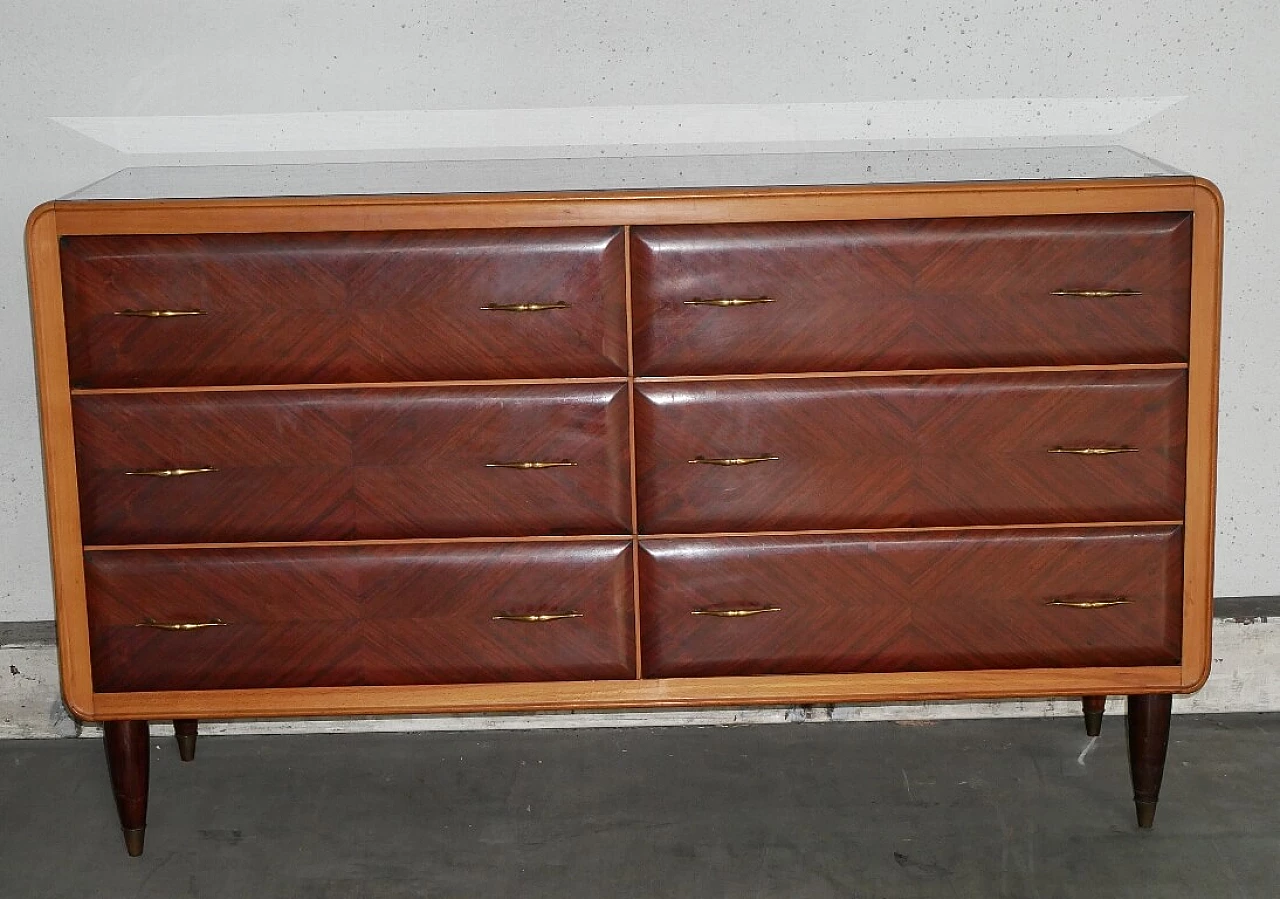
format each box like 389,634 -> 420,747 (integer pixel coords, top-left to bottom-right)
104,720 -> 150,856
1126,694 -> 1173,828
1082,695 -> 1107,737
174,719 -> 198,762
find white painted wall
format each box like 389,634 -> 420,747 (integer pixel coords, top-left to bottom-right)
2,2 -> 1278,620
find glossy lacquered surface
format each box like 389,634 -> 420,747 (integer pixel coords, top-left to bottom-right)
636,369 -> 1187,533
86,541 -> 636,691
639,526 -> 1183,678
26,165 -> 1224,853
26,170 -> 1223,723
74,384 -> 632,544
61,228 -> 627,387
632,214 -> 1192,375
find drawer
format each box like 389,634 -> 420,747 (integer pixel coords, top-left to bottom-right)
74,384 -> 631,544
61,228 -> 628,387
639,526 -> 1183,678
85,540 -> 636,691
636,370 -> 1186,533
632,214 -> 1191,375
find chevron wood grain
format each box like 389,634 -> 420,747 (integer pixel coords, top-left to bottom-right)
25,164 -> 1222,851
85,540 -> 636,691
632,214 -> 1191,375
61,228 -> 628,387
74,384 -> 632,544
635,369 -> 1187,533
638,526 -> 1183,677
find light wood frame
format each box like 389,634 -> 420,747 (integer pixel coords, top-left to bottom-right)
26,176 -> 1223,721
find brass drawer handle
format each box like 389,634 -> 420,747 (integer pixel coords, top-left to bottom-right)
485,460 -> 577,470
492,612 -> 584,623
1047,446 -> 1138,456
1046,599 -> 1131,609
691,607 -> 782,618
688,455 -> 779,466
1050,289 -> 1143,298
114,309 -> 207,317
136,617 -> 228,630
684,297 -> 774,307
479,302 -> 569,312
124,467 -> 218,477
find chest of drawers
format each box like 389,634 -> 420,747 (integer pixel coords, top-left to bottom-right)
26,148 -> 1222,855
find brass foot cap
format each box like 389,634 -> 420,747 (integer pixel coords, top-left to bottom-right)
176,734 -> 197,762
1135,801 -> 1158,829
123,828 -> 145,857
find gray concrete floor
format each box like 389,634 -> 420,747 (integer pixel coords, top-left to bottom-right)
1,714 -> 1277,898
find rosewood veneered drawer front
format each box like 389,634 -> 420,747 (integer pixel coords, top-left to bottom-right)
635,370 -> 1187,533
85,540 -> 636,691
632,214 -> 1191,375
61,227 -> 628,387
639,526 -> 1183,678
74,384 -> 632,544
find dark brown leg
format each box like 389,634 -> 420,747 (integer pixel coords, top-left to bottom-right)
103,720 -> 150,856
1126,694 -> 1173,828
174,719 -> 198,762
1082,695 -> 1107,737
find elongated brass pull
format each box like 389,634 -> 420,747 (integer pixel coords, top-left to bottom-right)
684,297 -> 774,307
688,455 -> 779,466
114,309 -> 207,317
691,607 -> 782,618
125,467 -> 218,477
485,460 -> 577,470
1048,446 -> 1138,456
492,612 -> 584,623
479,301 -> 569,312
136,617 -> 228,630
1046,599 -> 1131,609
1050,289 -> 1142,298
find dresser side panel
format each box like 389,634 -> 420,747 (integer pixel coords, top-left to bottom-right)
25,206 -> 95,718
1180,180 -> 1225,689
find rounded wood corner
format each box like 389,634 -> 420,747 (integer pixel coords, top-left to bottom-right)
1179,654 -> 1213,694
26,200 -> 57,229
1188,177 -> 1224,218
25,202 -> 59,247
61,684 -> 96,722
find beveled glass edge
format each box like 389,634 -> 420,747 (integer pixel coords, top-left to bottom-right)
60,146 -> 1187,203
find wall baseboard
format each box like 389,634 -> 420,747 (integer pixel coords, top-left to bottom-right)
4,605 -> 1277,740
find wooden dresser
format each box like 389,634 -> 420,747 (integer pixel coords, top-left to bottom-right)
25,148 -> 1223,856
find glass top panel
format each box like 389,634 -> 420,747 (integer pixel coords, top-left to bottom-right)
63,146 -> 1184,202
